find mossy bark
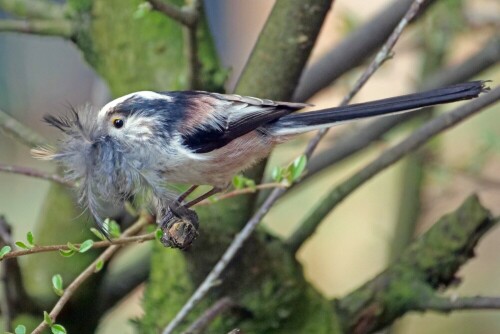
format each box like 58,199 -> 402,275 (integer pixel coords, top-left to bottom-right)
335,195 -> 495,334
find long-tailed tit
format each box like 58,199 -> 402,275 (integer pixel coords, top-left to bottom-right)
33,81 -> 488,238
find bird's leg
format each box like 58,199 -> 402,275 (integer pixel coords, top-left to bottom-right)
175,184 -> 199,204
184,186 -> 222,208
158,186 -> 220,249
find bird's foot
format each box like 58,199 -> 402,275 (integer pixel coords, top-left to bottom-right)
157,202 -> 199,249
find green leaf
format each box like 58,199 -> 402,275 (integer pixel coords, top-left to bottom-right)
133,2 -> 152,19
78,239 -> 94,253
291,155 -> 307,181
0,245 -> 11,259
26,231 -> 35,246
244,178 -> 256,190
90,227 -> 106,241
66,242 -> 79,252
271,166 -> 284,182
15,324 -> 26,334
109,220 -> 121,238
58,249 -> 75,258
52,274 -> 64,296
94,259 -> 104,273
43,311 -> 54,326
155,229 -> 163,242
232,175 -> 245,189
51,324 -> 67,334
15,241 -> 31,250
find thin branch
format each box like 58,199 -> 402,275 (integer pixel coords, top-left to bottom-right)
293,0 -> 435,102
181,297 -> 236,334
184,18 -> 200,89
31,213 -> 153,334
0,216 -> 38,332
197,183 -> 288,206
287,86 -> 499,253
0,0 -> 67,20
302,0 -> 426,161
162,2 -> 426,332
1,183 -> 288,260
0,109 -> 47,147
162,188 -> 287,334
148,0 -> 198,27
148,0 -> 201,88
0,163 -> 71,186
303,35 -> 500,181
1,232 -> 155,261
418,295 -> 500,313
335,194 -> 496,332
0,19 -> 74,38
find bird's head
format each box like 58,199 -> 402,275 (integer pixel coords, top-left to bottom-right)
31,91 -> 176,236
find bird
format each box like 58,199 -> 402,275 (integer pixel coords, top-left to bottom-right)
32,81 -> 487,238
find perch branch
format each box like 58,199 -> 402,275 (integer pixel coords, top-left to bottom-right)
0,109 -> 47,147
287,85 -> 498,253
31,213 -> 153,334
0,19 -> 74,38
1,232 -> 155,261
0,163 -> 71,186
0,0 -> 67,20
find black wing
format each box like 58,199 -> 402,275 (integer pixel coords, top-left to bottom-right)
180,92 -> 310,153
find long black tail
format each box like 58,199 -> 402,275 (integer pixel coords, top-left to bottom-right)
270,81 -> 488,136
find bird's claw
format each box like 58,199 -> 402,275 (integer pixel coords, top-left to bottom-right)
157,202 -> 199,249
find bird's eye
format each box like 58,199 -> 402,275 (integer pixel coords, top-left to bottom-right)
112,118 -> 124,129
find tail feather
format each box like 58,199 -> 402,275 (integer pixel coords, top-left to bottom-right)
270,81 -> 488,135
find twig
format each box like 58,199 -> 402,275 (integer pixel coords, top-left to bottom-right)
148,0 -> 198,27
0,19 -> 74,38
31,213 -> 153,334
293,0 -> 435,102
0,216 -> 38,332
0,0 -> 67,20
0,217 -> 15,332
287,86 -> 499,252
162,188 -> 286,334
181,297 -> 235,334
196,183 -> 287,206
336,195 -> 496,332
161,2 -> 428,332
184,16 -> 200,89
418,295 -> 500,312
0,163 -> 71,187
303,0 -> 427,160
1,232 -> 155,261
0,109 -> 47,147
303,35 -> 500,181
1,183 -> 287,260
149,0 -> 201,88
